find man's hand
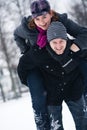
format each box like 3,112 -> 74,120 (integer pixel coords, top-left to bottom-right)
70,44 -> 80,52
70,43 -> 87,60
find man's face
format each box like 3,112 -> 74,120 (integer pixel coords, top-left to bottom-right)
49,38 -> 67,55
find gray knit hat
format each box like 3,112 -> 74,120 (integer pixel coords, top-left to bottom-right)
47,21 -> 67,42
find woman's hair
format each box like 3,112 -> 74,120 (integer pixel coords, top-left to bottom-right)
28,10 -> 59,29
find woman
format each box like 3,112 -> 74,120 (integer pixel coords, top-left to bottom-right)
14,0 -> 87,129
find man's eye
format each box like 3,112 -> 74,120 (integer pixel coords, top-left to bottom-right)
60,41 -> 64,43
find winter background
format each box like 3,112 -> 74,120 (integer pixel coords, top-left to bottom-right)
0,0 -> 86,130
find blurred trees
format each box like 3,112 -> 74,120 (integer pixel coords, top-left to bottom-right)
69,0 -> 87,26
0,0 -> 31,102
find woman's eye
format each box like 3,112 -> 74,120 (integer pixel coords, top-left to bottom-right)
43,16 -> 46,18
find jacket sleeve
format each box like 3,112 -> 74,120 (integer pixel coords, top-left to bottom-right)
14,23 -> 30,54
14,33 -> 30,54
71,49 -> 87,61
58,13 -> 87,50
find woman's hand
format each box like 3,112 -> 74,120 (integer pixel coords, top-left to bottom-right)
70,44 -> 80,52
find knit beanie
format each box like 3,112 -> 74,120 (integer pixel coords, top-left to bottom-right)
47,21 -> 67,42
30,0 -> 50,18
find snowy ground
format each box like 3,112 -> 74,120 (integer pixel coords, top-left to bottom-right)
0,93 -> 76,130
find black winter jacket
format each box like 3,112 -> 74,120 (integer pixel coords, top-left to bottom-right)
17,40 -> 87,105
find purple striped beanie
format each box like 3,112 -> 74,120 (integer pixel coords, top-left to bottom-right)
30,0 -> 51,18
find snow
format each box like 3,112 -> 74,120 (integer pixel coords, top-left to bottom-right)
0,93 -> 76,130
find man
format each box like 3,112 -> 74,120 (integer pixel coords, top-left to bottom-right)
46,21 -> 86,130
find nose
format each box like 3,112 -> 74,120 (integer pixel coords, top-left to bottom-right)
55,43 -> 61,50
39,20 -> 45,26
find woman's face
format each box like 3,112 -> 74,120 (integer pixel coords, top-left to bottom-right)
34,12 -> 52,30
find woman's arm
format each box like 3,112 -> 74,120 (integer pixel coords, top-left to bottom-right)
58,13 -> 87,50
14,32 -> 30,54
14,17 -> 30,54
